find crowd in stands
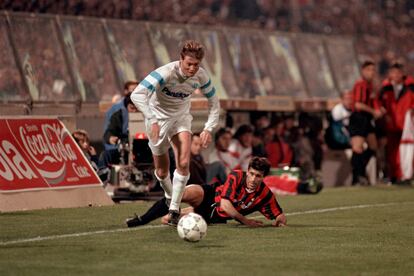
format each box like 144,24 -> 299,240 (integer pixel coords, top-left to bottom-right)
202,111 -> 324,184
2,0 -> 413,75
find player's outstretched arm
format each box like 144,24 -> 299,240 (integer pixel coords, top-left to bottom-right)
220,198 -> 263,227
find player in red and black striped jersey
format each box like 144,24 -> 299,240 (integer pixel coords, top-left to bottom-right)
348,61 -> 385,185
211,168 -> 284,225
126,157 -> 287,228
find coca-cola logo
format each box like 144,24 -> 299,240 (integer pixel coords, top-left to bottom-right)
0,119 -> 101,191
0,140 -> 38,182
19,123 -> 77,183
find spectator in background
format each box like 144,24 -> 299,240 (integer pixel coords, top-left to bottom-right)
188,133 -> 207,185
72,129 -> 99,171
252,112 -> 270,131
208,127 -> 238,175
349,61 -> 385,185
332,91 -> 353,127
189,133 -> 227,185
288,126 -> 315,180
265,118 -> 293,168
228,124 -> 254,171
262,126 -> 275,145
252,129 -> 267,157
325,90 -> 352,150
378,62 -> 414,183
103,81 -> 138,151
100,93 -> 138,168
283,114 -> 295,142
298,112 -> 325,177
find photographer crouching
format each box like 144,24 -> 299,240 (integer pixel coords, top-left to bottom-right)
100,93 -> 138,168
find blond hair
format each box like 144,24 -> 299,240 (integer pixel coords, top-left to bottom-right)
180,40 -> 205,60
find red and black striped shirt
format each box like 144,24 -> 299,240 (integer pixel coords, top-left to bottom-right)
352,79 -> 374,111
214,170 -> 283,220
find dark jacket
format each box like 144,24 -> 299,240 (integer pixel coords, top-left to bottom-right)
103,109 -> 129,145
188,154 -> 207,185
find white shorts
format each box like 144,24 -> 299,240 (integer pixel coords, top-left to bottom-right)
146,114 -> 193,156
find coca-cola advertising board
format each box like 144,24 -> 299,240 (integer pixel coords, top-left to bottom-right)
0,118 -> 101,192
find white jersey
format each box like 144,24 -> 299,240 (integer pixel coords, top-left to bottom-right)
331,103 -> 351,126
208,148 -> 239,170
228,139 -> 252,171
131,61 -> 220,132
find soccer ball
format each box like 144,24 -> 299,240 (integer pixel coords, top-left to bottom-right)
177,212 -> 207,242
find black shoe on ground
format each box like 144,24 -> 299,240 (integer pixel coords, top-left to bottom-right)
125,214 -> 144,228
352,176 -> 369,186
167,210 -> 180,226
358,176 -> 369,186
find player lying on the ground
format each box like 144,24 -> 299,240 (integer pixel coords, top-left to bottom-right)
126,157 -> 287,228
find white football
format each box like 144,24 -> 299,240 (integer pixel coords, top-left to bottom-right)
177,212 -> 207,242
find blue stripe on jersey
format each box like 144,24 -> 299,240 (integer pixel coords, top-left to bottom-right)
140,79 -> 155,92
204,87 -> 216,98
200,79 -> 211,89
150,71 -> 164,86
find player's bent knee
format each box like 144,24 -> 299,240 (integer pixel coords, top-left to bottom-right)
155,168 -> 169,180
176,160 -> 190,172
182,185 -> 204,207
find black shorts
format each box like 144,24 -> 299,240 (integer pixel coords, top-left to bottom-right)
348,112 -> 375,138
374,118 -> 387,139
194,184 -> 228,224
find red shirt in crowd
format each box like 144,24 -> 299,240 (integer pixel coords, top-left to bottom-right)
378,76 -> 414,131
265,139 -> 293,168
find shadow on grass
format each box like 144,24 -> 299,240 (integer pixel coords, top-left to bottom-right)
193,244 -> 225,248
0,212 -> 35,217
0,243 -> 64,249
226,223 -> 356,229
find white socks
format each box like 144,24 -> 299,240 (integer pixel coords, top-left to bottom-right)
154,170 -> 172,199
169,170 -> 190,212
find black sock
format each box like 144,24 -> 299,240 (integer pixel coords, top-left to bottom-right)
362,149 -> 375,168
140,198 -> 170,224
351,152 -> 365,184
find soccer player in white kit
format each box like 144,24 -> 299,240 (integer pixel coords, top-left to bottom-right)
130,40 -> 220,225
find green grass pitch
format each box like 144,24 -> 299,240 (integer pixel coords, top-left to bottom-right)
1,185 -> 413,275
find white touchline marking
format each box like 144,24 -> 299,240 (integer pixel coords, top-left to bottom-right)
0,225 -> 168,246
1,201 -> 413,246
250,201 -> 414,219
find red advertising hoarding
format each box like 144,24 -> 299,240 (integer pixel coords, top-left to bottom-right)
0,118 -> 101,192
